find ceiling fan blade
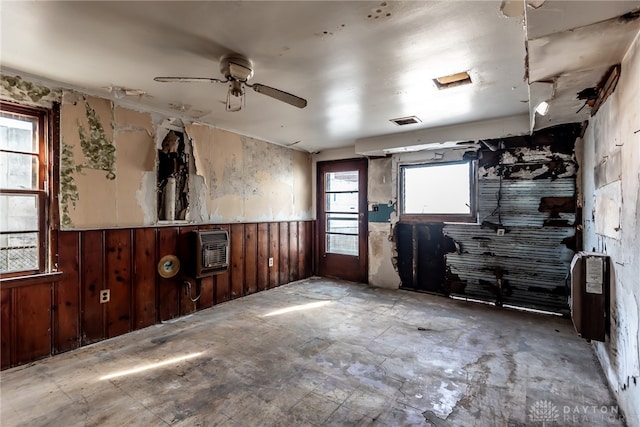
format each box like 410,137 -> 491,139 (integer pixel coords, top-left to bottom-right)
154,77 -> 226,83
251,83 -> 307,109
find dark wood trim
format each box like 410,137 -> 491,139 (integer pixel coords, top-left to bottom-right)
1,220 -> 314,370
50,102 -> 61,273
0,101 -> 56,276
0,272 -> 62,289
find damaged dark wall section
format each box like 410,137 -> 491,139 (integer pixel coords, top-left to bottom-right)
443,123 -> 581,313
396,223 -> 456,294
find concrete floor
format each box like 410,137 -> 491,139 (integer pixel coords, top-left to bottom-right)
0,277 -> 623,427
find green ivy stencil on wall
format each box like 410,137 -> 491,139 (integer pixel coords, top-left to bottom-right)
0,75 -> 58,104
77,99 -> 116,180
60,140 -> 80,226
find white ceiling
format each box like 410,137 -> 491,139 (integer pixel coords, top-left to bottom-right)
1,1 -> 639,153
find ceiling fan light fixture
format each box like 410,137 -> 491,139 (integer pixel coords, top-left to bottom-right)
226,80 -> 245,112
154,53 -> 307,111
221,55 -> 254,81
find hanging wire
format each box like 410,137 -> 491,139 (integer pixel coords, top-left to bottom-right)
482,144 -> 504,225
184,279 -> 201,302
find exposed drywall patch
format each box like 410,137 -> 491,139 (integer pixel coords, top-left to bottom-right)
187,124 -> 244,220
612,284 -> 640,387
116,131 -> 152,225
136,172 -> 157,225
188,173 -> 208,223
114,106 -> 155,225
594,180 -> 621,239
242,135 -> 296,219
208,197 -> 244,222
60,93 -> 118,228
595,149 -> 622,188
368,223 -> 400,288
78,99 -> 116,180
243,136 -> 293,190
0,74 -> 61,106
186,122 -> 310,222
369,157 -> 393,202
184,123 -> 212,187
60,140 -> 80,227
292,150 -> 313,219
212,153 -> 243,199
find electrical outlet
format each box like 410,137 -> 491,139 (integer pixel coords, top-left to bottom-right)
100,289 -> 110,303
268,257 -> 274,267
496,228 -> 505,237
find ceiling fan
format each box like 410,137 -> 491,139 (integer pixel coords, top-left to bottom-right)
154,54 -> 307,112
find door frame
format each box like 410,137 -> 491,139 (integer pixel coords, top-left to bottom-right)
316,158 -> 368,283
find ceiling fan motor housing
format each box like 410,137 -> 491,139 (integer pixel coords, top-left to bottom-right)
221,54 -> 254,81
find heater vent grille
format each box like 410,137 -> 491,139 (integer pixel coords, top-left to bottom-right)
192,230 -> 229,277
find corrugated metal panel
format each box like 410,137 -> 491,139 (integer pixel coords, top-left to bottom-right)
444,175 -> 575,313
478,178 -> 575,227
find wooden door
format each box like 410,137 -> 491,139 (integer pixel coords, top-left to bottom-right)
317,159 -> 368,283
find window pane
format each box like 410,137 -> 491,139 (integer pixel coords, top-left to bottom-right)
326,171 -> 358,192
326,192 -> 358,213
0,194 -> 39,232
0,232 -> 38,273
0,152 -> 38,189
327,213 -> 358,234
327,233 -> 358,256
402,162 -> 471,214
0,116 -> 37,153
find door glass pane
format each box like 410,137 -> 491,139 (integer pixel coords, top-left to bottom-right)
327,233 -> 358,256
326,171 -> 358,192
327,213 -> 358,234
0,194 -> 39,232
0,232 -> 38,273
0,116 -> 37,153
326,192 -> 358,213
0,152 -> 38,189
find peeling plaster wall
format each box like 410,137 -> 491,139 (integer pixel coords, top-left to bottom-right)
27,87 -> 311,229
0,74 -> 62,107
581,31 -> 640,427
61,93 -> 118,228
60,93 -> 156,228
368,157 -> 399,288
187,124 -> 312,223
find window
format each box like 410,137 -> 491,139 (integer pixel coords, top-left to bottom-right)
399,160 -> 475,222
325,170 -> 359,256
0,102 -> 49,275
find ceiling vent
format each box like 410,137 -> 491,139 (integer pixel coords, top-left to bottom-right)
390,116 -> 421,126
433,71 -> 472,90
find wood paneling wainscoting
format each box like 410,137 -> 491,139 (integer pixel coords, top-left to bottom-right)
1,221 -> 314,370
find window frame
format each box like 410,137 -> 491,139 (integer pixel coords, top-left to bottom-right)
399,159 -> 477,223
0,101 -> 52,278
